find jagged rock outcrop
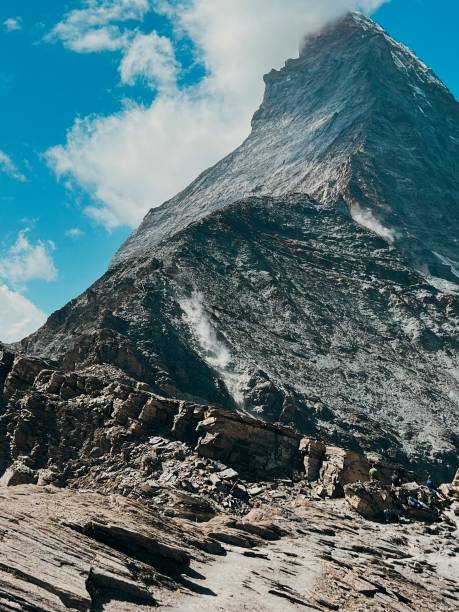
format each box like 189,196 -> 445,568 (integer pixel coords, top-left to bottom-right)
344,481 -> 442,522
0,347 -> 448,515
301,438 -> 415,497
0,349 -> 381,496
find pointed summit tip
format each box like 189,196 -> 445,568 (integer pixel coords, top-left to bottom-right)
346,11 -> 378,26
300,10 -> 384,56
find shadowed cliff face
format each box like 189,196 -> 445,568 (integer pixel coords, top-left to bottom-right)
20,194 -> 459,473
14,13 -> 459,474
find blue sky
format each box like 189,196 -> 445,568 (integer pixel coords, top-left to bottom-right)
0,0 -> 458,342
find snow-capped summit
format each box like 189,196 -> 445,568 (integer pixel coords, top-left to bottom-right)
113,13 -> 459,287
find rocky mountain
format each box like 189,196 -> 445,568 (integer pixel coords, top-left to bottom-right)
18,12 -> 459,478
1,12 -> 459,609
114,13 -> 459,289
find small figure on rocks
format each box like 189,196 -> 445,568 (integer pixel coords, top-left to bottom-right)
369,465 -> 380,482
391,470 -> 402,489
426,475 -> 437,493
426,475 -> 446,501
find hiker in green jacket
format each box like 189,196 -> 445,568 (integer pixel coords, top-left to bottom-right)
369,465 -> 380,482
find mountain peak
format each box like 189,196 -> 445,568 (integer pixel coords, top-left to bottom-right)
112,15 -> 459,290
301,11 -> 383,46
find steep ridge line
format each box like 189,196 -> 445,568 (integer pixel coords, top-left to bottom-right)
112,12 -> 459,291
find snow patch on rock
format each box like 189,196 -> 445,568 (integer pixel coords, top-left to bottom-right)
350,205 -> 397,244
180,292 -> 244,404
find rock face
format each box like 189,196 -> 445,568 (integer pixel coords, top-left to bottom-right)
15,14 -> 459,475
0,349 -> 383,497
0,486 -> 215,611
344,481 -> 441,522
300,438 -> 414,497
114,13 -> 459,287
18,194 -> 459,476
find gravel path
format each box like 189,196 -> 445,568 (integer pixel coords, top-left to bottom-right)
166,536 -> 321,611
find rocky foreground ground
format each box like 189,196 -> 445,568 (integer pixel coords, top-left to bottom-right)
0,347 -> 458,610
0,483 -> 458,611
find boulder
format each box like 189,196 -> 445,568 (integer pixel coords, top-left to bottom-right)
344,482 -> 397,520
171,402 -> 206,443
112,391 -> 150,425
301,440 -> 414,497
320,446 -> 370,497
345,481 -> 441,522
36,468 -> 64,487
219,468 -> 239,481
195,408 -> 301,477
34,370 -> 65,395
450,468 -> 459,501
0,463 -> 37,487
4,356 -> 49,400
0,348 -> 14,390
140,450 -> 162,475
299,437 -> 325,481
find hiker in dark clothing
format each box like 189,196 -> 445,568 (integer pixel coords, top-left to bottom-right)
426,475 -> 446,500
391,471 -> 402,489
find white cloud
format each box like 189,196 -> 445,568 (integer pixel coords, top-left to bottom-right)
0,232 -> 57,343
3,17 -> 22,32
0,150 -> 26,182
48,0 -> 149,53
120,32 -> 179,89
47,94 -> 240,227
65,25 -> 128,53
0,284 -> 46,343
47,0 -> 391,229
0,231 -> 57,287
65,227 -> 84,238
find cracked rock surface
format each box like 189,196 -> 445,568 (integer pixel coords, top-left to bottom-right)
0,486 -> 457,611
